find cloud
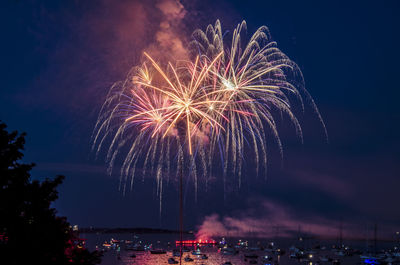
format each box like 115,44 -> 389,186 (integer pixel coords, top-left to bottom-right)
196,199 -> 396,240
19,0 -> 190,118
146,0 -> 189,61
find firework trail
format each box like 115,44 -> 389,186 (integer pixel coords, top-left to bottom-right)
92,20 -> 327,212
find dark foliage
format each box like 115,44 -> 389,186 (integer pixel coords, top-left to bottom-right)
0,122 -> 101,265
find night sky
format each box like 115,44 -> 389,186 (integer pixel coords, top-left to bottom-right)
1,0 -> 399,238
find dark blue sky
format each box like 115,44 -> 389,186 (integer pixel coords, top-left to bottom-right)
1,0 -> 399,237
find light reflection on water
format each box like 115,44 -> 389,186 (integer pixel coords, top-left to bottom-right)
99,246 -> 275,265
109,247 -> 257,265
82,233 -> 388,265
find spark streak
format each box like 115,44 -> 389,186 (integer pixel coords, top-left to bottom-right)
92,20 -> 327,210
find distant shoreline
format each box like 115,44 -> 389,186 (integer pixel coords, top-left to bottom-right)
78,228 -> 397,243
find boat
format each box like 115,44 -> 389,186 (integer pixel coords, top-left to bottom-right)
110,238 -> 120,244
248,246 -> 261,251
262,255 -> 273,261
274,248 -> 286,256
319,255 -> 331,262
384,256 -> 396,263
125,244 -> 137,250
289,245 -> 300,251
102,242 -> 112,248
128,243 -> 145,251
192,245 -> 201,255
201,254 -> 208,259
168,257 -> 179,264
150,249 -> 167,254
244,254 -> 258,259
221,246 -> 238,255
335,250 -> 345,256
360,253 -> 385,264
184,256 -> 194,262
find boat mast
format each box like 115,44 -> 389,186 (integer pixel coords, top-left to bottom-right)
374,223 -> 377,254
179,158 -> 183,264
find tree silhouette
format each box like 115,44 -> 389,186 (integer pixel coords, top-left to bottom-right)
0,122 -> 101,265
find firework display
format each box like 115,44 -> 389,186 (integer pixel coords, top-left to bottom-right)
92,20 -> 326,204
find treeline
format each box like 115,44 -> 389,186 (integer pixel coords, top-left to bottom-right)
0,122 -> 101,265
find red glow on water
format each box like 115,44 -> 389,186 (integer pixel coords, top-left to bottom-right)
175,239 -> 217,245
0,233 -> 8,243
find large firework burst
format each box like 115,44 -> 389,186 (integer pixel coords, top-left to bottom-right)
92,20 -> 327,209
